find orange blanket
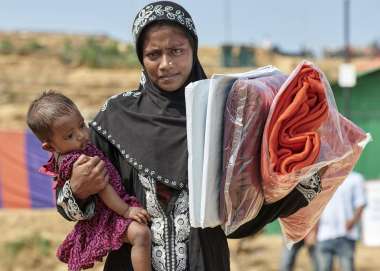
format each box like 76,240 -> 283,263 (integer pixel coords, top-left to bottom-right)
262,63 -> 329,203
261,61 -> 369,243
280,114 -> 368,243
268,65 -> 328,174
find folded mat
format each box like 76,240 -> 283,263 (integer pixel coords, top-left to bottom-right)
220,72 -> 287,235
261,60 -> 370,243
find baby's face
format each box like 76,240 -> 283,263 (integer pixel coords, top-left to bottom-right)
48,110 -> 90,154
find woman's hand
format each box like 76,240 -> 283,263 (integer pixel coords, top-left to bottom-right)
125,207 -> 151,224
70,155 -> 109,200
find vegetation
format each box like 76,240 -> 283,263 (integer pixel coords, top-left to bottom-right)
0,39 -> 14,54
18,39 -> 45,55
0,232 -> 61,270
59,37 -> 139,68
0,39 -> 45,55
0,34 -> 140,69
4,233 -> 52,257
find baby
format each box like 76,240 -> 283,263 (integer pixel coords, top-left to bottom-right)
27,90 -> 152,271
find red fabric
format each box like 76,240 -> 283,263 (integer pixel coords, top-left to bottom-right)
261,64 -> 329,203
0,131 -> 30,208
220,73 -> 286,234
218,61 -> 368,243
260,61 -> 369,243
157,182 -> 174,205
42,143 -> 141,271
39,155 -> 58,177
280,114 -> 368,242
267,65 -> 328,174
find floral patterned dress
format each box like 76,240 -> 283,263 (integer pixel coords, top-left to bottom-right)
41,143 -> 140,271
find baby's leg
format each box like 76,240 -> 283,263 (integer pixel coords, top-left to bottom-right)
124,221 -> 152,271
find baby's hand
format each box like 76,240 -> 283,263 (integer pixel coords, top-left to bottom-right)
124,207 -> 150,224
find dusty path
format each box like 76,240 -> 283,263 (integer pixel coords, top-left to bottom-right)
0,210 -> 379,271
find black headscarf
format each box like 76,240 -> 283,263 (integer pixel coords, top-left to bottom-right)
91,1 -> 206,190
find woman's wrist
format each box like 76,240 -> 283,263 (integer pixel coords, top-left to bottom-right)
57,181 -> 96,221
122,205 -> 130,218
69,178 -> 90,200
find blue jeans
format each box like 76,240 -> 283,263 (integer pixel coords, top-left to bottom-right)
317,237 -> 356,271
280,240 -> 319,271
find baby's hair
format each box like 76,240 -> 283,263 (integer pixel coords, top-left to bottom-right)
26,90 -> 79,142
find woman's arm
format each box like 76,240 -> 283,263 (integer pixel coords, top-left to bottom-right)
227,187 -> 308,238
55,129 -> 111,221
70,154 -> 109,200
346,205 -> 365,231
228,172 -> 322,239
55,154 -> 108,222
56,180 -> 96,221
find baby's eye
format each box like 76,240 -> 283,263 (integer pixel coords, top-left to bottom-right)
65,133 -> 73,140
80,122 -> 86,129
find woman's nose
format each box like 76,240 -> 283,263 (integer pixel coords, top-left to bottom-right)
159,54 -> 172,69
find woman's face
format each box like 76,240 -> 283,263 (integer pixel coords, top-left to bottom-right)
142,24 -> 194,92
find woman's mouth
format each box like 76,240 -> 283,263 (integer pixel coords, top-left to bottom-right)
159,73 -> 179,81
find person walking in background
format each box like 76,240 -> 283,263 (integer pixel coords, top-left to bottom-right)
316,171 -> 367,271
280,225 -> 319,271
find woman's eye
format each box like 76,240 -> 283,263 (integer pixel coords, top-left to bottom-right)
172,49 -> 183,55
65,133 -> 73,140
147,52 -> 159,59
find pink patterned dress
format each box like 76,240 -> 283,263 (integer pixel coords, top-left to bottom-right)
41,143 -> 140,271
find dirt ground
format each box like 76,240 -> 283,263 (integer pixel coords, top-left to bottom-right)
0,210 -> 379,271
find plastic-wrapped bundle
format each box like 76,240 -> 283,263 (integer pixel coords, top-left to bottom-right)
186,66 -> 282,228
280,114 -> 370,243
261,60 -> 370,243
221,72 -> 287,235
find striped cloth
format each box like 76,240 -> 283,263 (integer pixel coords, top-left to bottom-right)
0,130 -> 55,208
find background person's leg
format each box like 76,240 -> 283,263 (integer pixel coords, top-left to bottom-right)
308,244 -> 320,271
280,240 -> 304,271
337,237 -> 355,271
317,240 -> 334,271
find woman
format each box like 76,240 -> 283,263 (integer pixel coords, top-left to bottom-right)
56,1 -> 321,270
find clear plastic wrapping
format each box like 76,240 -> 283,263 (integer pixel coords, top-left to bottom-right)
186,66 -> 282,228
260,60 -> 370,243
220,72 -> 287,235
188,60 -> 369,240
280,113 -> 370,243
